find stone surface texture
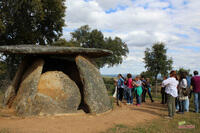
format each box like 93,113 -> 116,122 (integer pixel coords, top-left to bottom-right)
0,45 -> 112,58
37,71 -> 81,114
12,58 -> 44,116
3,59 -> 28,106
75,56 -> 112,114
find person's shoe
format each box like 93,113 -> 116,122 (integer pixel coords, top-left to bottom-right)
165,116 -> 173,119
177,111 -> 184,114
151,100 -> 154,103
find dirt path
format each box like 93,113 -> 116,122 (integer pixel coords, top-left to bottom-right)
0,100 -> 168,133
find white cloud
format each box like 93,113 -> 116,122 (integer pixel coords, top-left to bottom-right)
64,0 -> 200,75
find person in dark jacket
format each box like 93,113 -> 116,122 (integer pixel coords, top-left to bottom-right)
117,74 -> 125,101
161,76 -> 168,104
191,71 -> 200,113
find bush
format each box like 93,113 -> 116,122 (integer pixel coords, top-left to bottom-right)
103,77 -> 116,96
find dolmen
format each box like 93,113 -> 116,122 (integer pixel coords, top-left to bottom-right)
0,45 -> 112,116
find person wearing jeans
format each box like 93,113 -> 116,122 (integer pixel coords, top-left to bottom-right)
191,71 -> 200,113
177,72 -> 188,114
162,71 -> 179,118
194,92 -> 200,113
117,74 -> 125,101
124,73 -> 133,104
161,76 -> 168,104
184,75 -> 191,112
133,75 -> 143,106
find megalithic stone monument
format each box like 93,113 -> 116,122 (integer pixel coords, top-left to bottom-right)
0,45 -> 113,116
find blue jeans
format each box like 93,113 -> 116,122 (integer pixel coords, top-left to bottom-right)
126,88 -> 133,104
184,99 -> 189,112
176,98 -> 179,110
179,100 -> 186,112
136,90 -> 141,104
194,92 -> 200,113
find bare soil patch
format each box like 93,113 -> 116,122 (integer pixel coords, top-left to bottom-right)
0,100 -> 168,133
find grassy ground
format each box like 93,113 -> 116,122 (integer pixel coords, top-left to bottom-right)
103,94 -> 200,133
103,111 -> 200,133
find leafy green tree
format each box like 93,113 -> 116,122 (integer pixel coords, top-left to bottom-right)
144,42 -> 173,96
144,42 -> 173,80
177,68 -> 190,76
69,25 -> 129,68
0,0 -> 66,45
140,70 -> 153,79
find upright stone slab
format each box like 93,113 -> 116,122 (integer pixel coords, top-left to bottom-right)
75,56 -> 112,114
12,58 -> 44,115
3,59 -> 28,106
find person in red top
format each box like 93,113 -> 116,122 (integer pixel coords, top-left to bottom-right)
191,71 -> 200,113
124,73 -> 133,105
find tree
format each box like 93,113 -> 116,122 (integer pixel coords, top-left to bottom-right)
69,25 -> 129,68
0,0 -> 66,79
177,68 -> 190,76
0,0 -> 66,45
144,42 -> 173,96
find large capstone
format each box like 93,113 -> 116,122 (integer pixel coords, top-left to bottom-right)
75,56 -> 112,114
0,45 -> 112,58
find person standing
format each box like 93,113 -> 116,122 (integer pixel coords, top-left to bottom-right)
161,76 -> 168,104
124,73 -> 133,104
185,74 -> 191,112
191,71 -> 200,113
117,74 -> 125,101
133,75 -> 143,106
141,77 -> 147,102
162,71 -> 179,118
177,72 -> 188,114
145,78 -> 154,102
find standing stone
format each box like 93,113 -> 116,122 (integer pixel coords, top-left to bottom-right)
3,58 -> 28,106
36,71 -> 81,114
75,56 -> 112,114
12,58 -> 44,116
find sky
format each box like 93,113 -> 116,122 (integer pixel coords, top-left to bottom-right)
63,0 -> 200,75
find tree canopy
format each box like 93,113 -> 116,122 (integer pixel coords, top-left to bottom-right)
65,25 -> 129,68
144,42 -> 173,80
0,0 -> 66,45
0,0 -> 66,79
176,67 -> 190,76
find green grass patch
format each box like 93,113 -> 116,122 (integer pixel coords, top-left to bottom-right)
0,128 -> 10,133
103,112 -> 200,133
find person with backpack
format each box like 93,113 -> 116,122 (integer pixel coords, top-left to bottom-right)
117,74 -> 125,101
141,76 -> 147,102
177,72 -> 188,114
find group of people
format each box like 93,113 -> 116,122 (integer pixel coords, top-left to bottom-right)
161,70 -> 200,119
113,70 -> 200,119
113,74 -> 154,106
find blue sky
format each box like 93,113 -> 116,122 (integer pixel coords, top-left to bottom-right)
63,0 -> 200,75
